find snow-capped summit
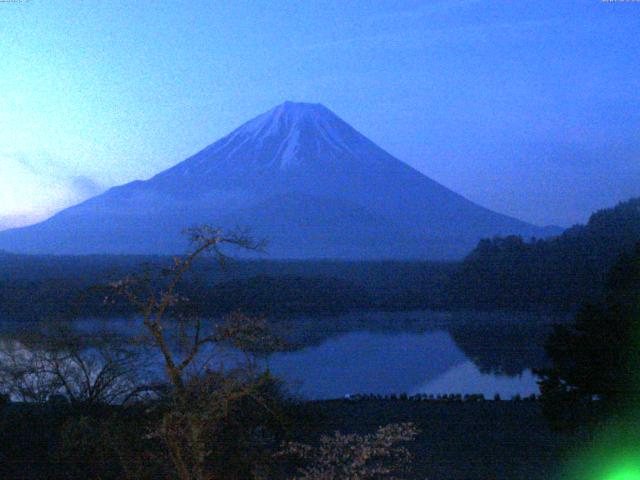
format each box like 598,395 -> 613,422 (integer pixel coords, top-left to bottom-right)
229,101 -> 345,145
158,101 -> 390,178
257,101 -> 333,127
0,102 -> 560,258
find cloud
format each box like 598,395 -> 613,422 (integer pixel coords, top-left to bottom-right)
70,175 -> 104,198
0,155 -> 103,229
0,214 -> 35,231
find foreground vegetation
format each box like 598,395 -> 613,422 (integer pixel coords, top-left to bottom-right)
1,197 -> 640,478
0,227 -> 423,479
0,397 -> 583,480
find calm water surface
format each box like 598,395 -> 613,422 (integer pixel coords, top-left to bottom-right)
0,310 -> 558,400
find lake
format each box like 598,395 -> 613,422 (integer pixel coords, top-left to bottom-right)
0,310 -> 560,400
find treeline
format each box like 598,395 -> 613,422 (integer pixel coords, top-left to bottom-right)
4,197 -> 639,317
446,198 -> 640,311
536,242 -> 640,431
0,257 -> 456,320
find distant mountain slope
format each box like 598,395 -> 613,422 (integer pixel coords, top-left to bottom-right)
446,197 -> 640,310
0,102 -> 558,259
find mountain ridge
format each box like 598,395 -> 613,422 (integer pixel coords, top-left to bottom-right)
0,101 -> 561,259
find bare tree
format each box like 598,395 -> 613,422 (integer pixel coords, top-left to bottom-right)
11,225 -> 421,480
109,226 -> 287,480
110,226 -> 267,395
0,325 -> 141,405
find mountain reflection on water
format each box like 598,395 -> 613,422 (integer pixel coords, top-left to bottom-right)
0,310 -> 561,400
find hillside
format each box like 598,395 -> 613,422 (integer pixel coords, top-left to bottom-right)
446,198 -> 640,310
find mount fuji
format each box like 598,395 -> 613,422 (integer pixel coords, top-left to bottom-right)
0,102 -> 559,259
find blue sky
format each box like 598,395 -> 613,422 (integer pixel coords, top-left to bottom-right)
1,0 -> 639,228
